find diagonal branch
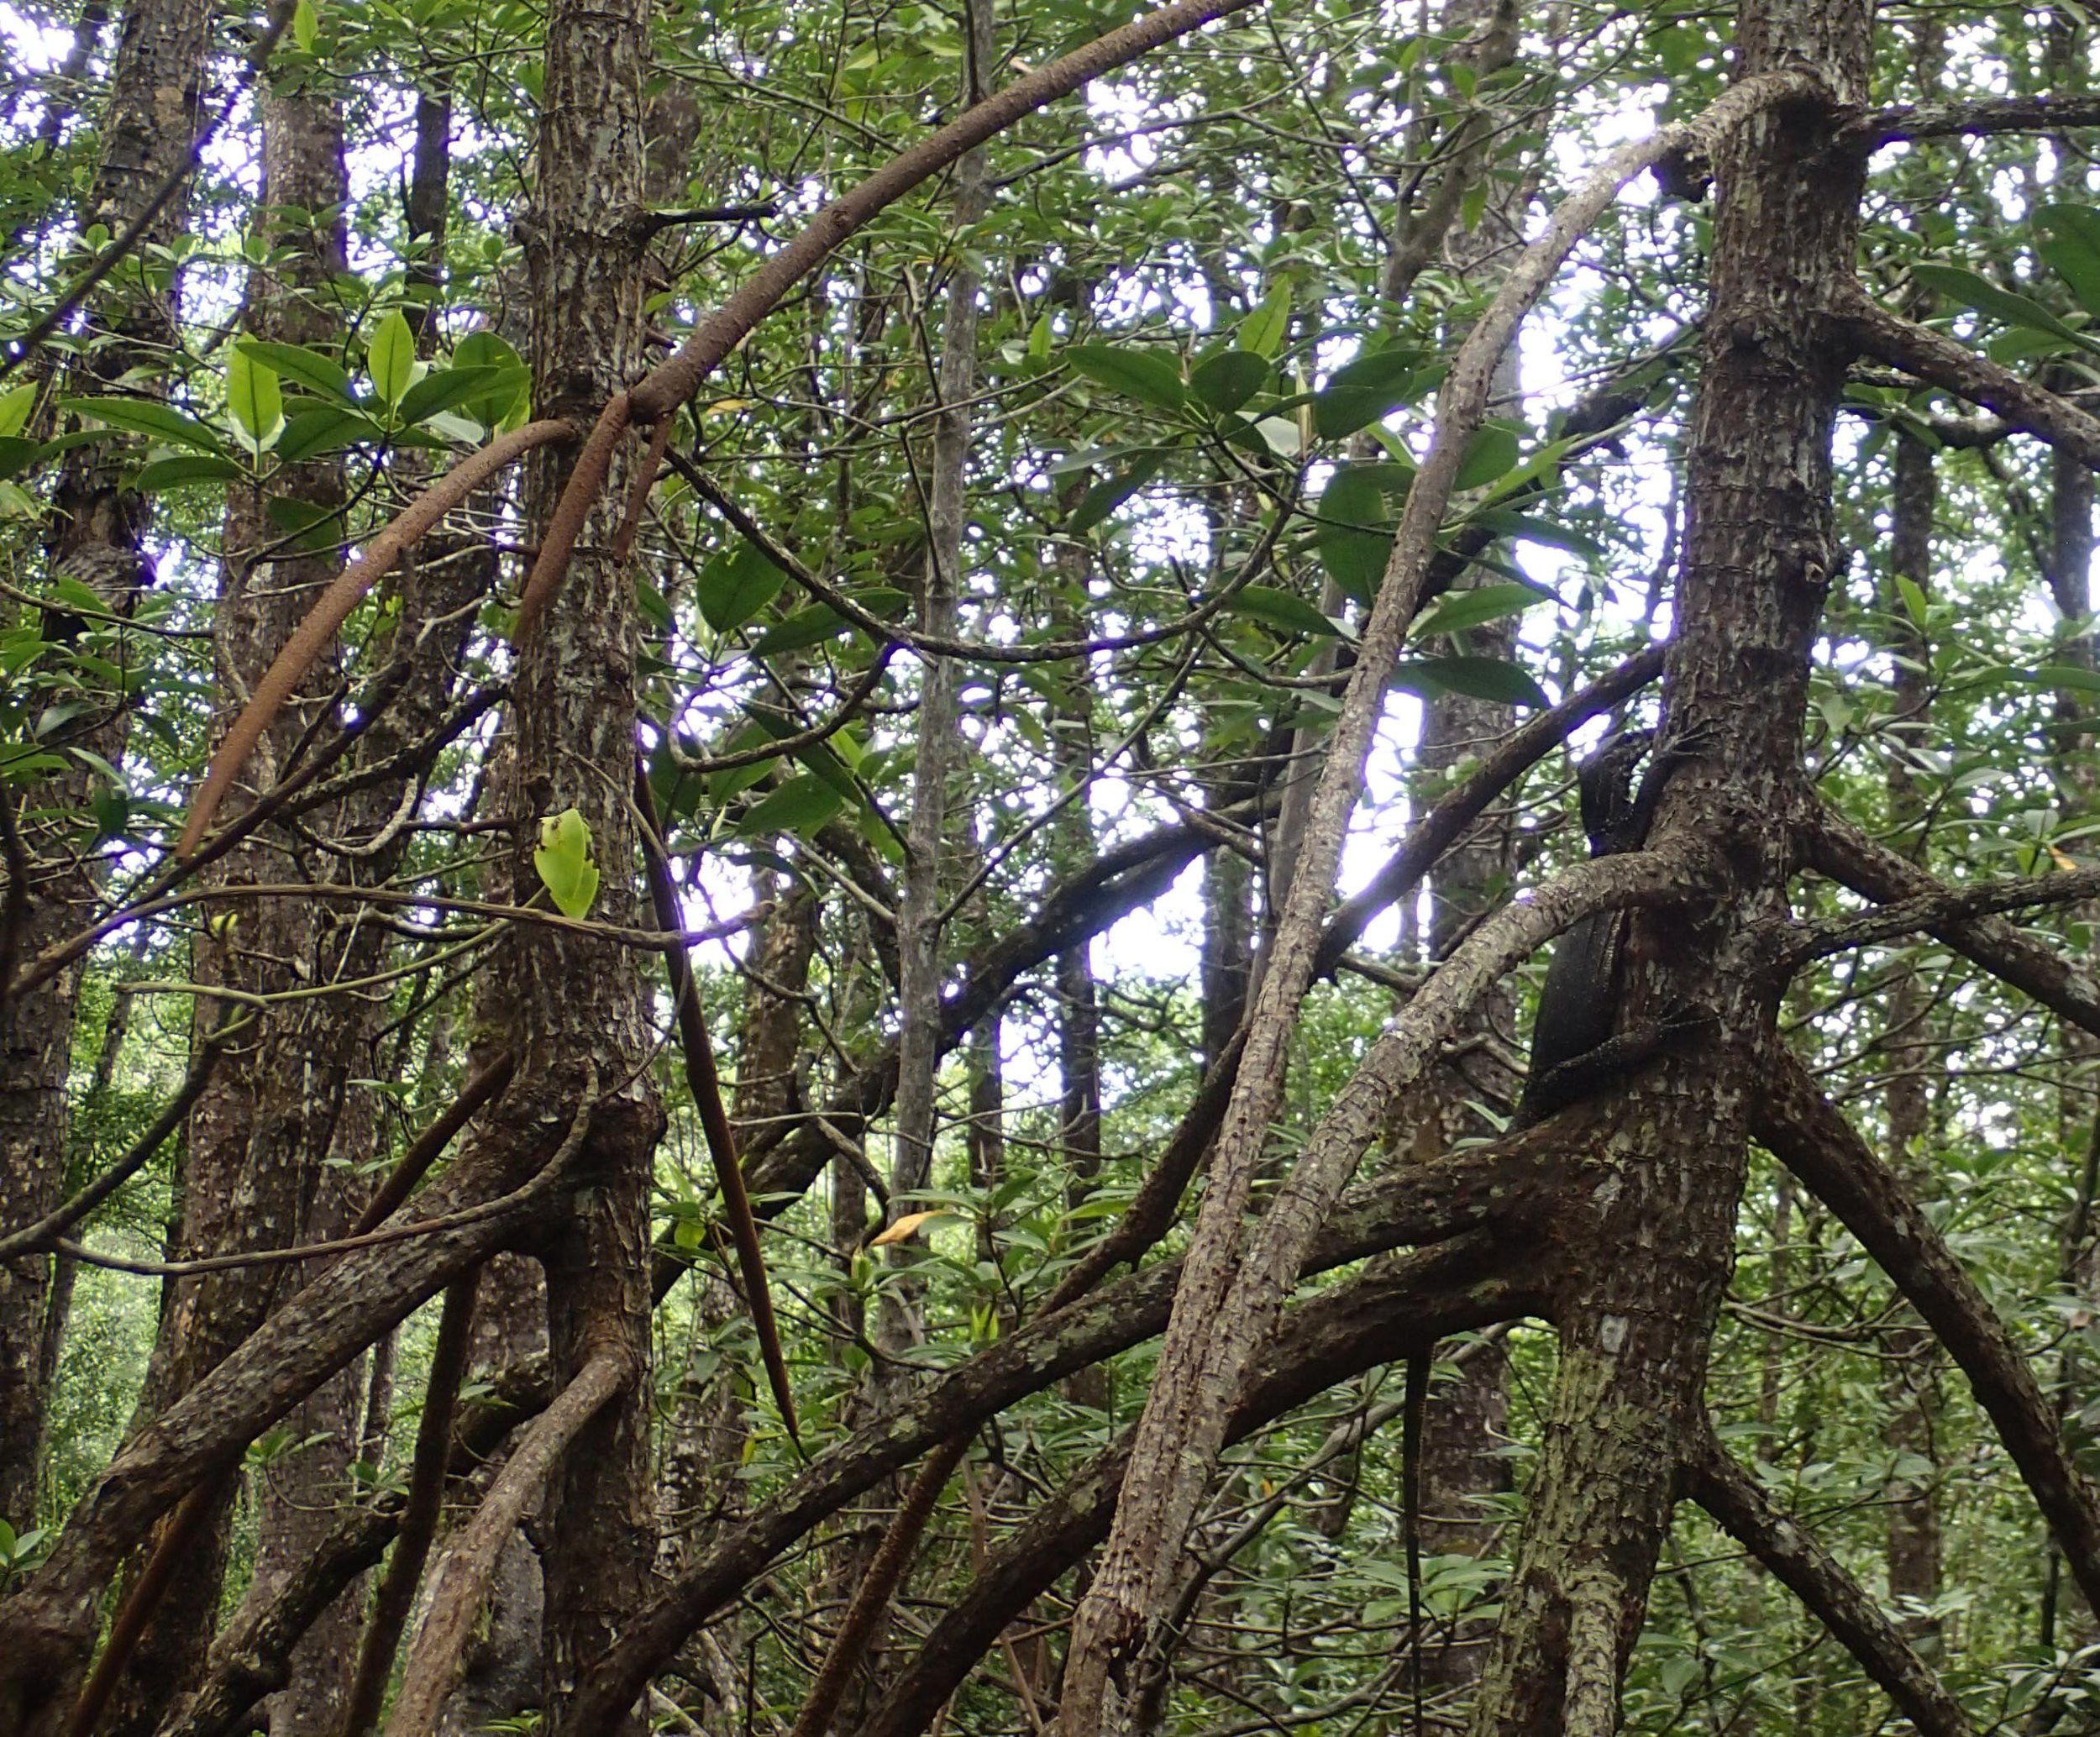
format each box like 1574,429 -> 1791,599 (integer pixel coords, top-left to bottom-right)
1752,1047 -> 2100,1625
858,1236 -> 1540,1737
380,1347 -> 633,1737
1838,287 -> 2100,468
1683,1427 -> 1976,1737
1058,68 -> 1813,1730
182,0 -> 1277,851
1807,804 -> 2100,1039
560,1135 -> 1562,1728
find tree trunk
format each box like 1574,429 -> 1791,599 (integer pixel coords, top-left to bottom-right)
0,0 -> 211,1531
1467,5 -> 1872,1726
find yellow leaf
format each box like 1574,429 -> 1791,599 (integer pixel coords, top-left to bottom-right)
869,1209 -> 952,1247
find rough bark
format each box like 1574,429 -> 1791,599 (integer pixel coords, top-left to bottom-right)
100,79 -> 352,1735
1464,7 -> 1871,1725
508,0 -> 664,1723
0,0 -> 211,1533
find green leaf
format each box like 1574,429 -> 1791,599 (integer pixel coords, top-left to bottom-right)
225,346 -> 284,450
1238,282 -> 1292,359
2037,204 -> 2100,318
135,454 -> 244,491
1188,349 -> 1268,414
1894,575 -> 1930,626
0,383 -> 34,439
265,496 -> 345,554
533,807 -> 601,919
1063,344 -> 1187,412
396,365 -> 525,428
1910,264 -> 2093,351
1391,655 -> 1549,708
701,543 -> 789,634
1453,421 -> 1523,491
291,0 -> 317,49
450,333 -> 530,424
1315,463 -> 1408,604
367,309 -> 417,407
1312,346 -> 1426,439
1410,581 -> 1547,640
739,774 -> 844,837
2034,663 -> 2100,696
275,406 -> 385,463
1224,584 -> 1341,638
60,396 -> 223,454
1461,507 -> 1601,559
0,438 -> 40,480
748,604 -> 848,657
236,338 -> 356,405
1069,450 -> 1168,533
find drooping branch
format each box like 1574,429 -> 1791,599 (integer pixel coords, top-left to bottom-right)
1752,1047 -> 2100,1624
1838,288 -> 2100,470
1793,862 -> 2100,959
633,763 -> 799,1441
740,816 -> 1214,1201
0,0 -> 298,381
0,1010 -> 244,1259
380,1347 -> 632,1737
1807,806 -> 2100,1039
1682,1429 -> 1976,1737
1316,642 -> 1665,976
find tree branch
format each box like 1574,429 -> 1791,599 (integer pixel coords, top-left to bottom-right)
1683,1428 -> 1976,1737
1838,287 -> 2100,469
1806,804 -> 2100,1039
381,1348 -> 631,1737
1752,1047 -> 2100,1625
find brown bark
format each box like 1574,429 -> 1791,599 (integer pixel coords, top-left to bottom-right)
99,78 -> 352,1735
1466,6 -> 1871,1725
1058,70 -> 1810,1732
1881,430 -> 1943,1645
507,0 -> 663,1721
0,0 -> 212,1533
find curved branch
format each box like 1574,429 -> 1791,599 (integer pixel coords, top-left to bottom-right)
1807,805 -> 2100,1039
1752,1047 -> 2100,1625
381,1347 -> 632,1737
1683,1428 -> 1976,1737
1838,288 -> 2100,469
560,1136 -> 1562,1729
176,418 -> 571,857
858,1236 -> 1541,1737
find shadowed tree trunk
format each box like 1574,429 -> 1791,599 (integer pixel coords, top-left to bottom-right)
100,76 -> 353,1737
0,0 -> 211,1532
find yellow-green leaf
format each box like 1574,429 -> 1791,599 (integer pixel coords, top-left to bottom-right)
533,807 -> 600,919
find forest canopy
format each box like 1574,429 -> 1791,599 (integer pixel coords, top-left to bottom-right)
8,1 -> 2100,1734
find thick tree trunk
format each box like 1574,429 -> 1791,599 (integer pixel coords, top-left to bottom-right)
508,0 -> 663,1722
1467,5 -> 1872,1728
0,0 -> 211,1532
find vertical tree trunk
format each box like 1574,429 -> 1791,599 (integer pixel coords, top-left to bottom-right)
509,0 -> 663,1719
0,0 -> 210,1530
1880,430 -> 1943,1646
1467,5 -> 1872,1727
102,77 -> 352,1735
